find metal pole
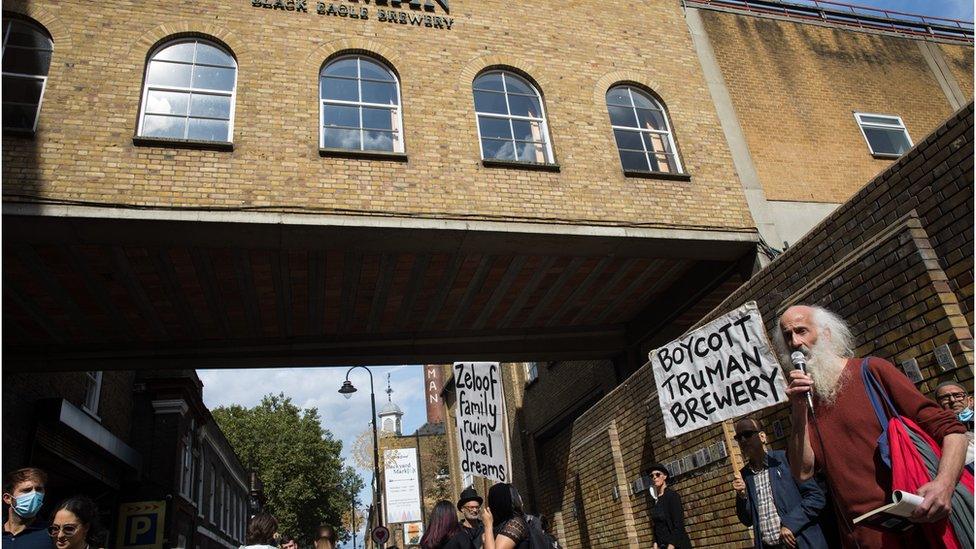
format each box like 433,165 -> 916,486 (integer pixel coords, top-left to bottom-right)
344,366 -> 385,549
351,496 -> 357,549
414,430 -> 426,523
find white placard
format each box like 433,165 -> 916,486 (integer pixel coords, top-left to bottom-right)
453,362 -> 509,482
384,448 -> 422,524
650,301 -> 787,438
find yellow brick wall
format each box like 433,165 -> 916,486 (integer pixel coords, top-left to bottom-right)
699,10 -> 973,204
939,42 -> 975,99
2,0 -> 755,233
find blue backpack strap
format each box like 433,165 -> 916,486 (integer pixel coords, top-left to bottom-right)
860,357 -> 895,469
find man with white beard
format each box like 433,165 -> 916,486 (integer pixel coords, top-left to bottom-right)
776,304 -> 968,549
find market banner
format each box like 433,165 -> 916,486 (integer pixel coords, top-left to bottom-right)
384,447 -> 422,524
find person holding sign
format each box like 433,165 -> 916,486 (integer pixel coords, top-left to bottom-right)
731,417 -> 828,548
778,305 -> 968,548
480,484 -> 529,549
648,463 -> 691,549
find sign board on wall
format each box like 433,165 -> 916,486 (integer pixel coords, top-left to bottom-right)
403,521 -> 423,545
384,447 -> 422,524
650,301 -> 787,438
453,362 -> 508,482
116,501 -> 166,549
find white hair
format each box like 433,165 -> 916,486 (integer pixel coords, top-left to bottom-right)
772,304 -> 854,364
774,305 -> 855,405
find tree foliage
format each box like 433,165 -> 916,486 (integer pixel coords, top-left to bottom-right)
213,393 -> 364,545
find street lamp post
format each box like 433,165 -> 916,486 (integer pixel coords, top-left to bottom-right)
339,366 -> 383,548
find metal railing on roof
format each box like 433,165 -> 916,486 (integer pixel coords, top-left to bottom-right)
684,0 -> 975,42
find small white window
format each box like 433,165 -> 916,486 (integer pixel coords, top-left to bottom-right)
855,113 -> 912,157
138,38 -> 237,142
82,371 -> 103,416
320,55 -> 403,152
607,85 -> 682,174
2,19 -> 53,132
524,362 -> 539,384
473,71 -> 554,164
180,422 -> 194,499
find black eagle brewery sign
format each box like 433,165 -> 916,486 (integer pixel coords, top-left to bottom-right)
251,0 -> 455,30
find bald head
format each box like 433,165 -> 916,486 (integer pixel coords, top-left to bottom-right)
734,417 -> 761,433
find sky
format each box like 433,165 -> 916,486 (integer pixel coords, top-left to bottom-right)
828,0 -> 973,21
199,365 -> 430,548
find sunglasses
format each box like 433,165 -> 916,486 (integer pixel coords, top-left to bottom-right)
650,472 -> 666,478
48,524 -> 80,538
734,430 -> 759,442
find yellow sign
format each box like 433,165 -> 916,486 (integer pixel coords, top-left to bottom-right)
116,501 -> 166,549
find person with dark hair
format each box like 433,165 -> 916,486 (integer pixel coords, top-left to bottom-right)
313,525 -> 337,549
243,512 -> 278,548
2,467 -> 53,548
480,483 -> 529,549
648,464 -> 691,549
419,500 -> 460,549
48,496 -> 99,549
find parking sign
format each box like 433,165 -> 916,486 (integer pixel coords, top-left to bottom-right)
116,501 -> 166,548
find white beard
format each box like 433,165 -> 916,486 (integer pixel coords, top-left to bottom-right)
806,341 -> 849,405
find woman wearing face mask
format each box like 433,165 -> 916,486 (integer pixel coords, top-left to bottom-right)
648,464 -> 691,549
48,496 -> 100,549
2,467 -> 50,546
480,483 -> 529,549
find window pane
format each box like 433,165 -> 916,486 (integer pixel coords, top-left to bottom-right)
359,59 -> 394,82
3,103 -> 36,129
636,108 -> 667,131
512,119 -> 544,142
321,77 -> 359,101
630,91 -> 658,110
154,42 -> 196,63
147,61 -> 192,88
619,150 -> 649,172
146,90 -> 190,115
517,141 -> 547,163
195,43 -> 235,67
187,118 -> 228,141
650,153 -> 675,173
363,130 -> 396,151
361,81 -> 398,105
508,94 -> 541,118
474,90 -> 507,115
193,66 -> 235,91
362,107 -> 394,130
859,114 -> 900,126
473,73 -> 504,92
864,127 -> 910,155
606,87 -> 631,107
503,75 -> 534,95
322,58 -> 358,77
481,138 -> 516,160
478,116 -> 511,139
323,127 -> 361,149
2,48 -> 52,75
323,104 -> 360,128
613,129 -> 644,151
608,105 -> 638,127
5,23 -> 51,48
2,75 -> 43,104
190,94 -> 231,119
643,132 -> 671,154
142,115 -> 186,139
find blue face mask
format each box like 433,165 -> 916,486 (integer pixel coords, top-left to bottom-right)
958,408 -> 973,423
11,490 -> 44,519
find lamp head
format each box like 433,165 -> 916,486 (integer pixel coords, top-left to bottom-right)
339,380 -> 358,399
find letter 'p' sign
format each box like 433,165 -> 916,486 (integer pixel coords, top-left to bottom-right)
650,302 -> 787,438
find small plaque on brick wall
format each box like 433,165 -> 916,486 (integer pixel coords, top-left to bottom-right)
934,344 -> 957,372
900,358 -> 924,383
714,441 -> 728,459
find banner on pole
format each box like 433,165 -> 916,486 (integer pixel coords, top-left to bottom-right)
384,447 -> 422,524
453,361 -> 508,482
650,301 -> 787,438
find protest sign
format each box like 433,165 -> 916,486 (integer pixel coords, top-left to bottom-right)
384,447 -> 422,524
453,361 -> 508,482
650,301 -> 787,438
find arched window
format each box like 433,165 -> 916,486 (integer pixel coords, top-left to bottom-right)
320,55 -> 403,153
473,71 -> 553,164
606,85 -> 681,174
138,38 -> 237,142
2,18 -> 53,132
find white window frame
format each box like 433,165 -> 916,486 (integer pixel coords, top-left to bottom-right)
854,112 -> 912,157
82,371 -> 103,417
319,55 -> 404,153
607,85 -> 683,174
2,19 -> 53,133
137,38 -> 237,143
524,362 -> 539,384
179,421 -> 195,500
473,70 -> 554,164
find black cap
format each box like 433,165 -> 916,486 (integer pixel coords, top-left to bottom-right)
457,487 -> 483,509
648,463 -> 669,477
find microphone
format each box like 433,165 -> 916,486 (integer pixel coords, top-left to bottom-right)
790,351 -> 815,413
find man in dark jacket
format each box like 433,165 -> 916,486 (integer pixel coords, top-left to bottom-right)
452,487 -> 484,549
732,418 -> 828,549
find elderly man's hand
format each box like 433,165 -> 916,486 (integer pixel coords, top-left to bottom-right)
786,369 -> 814,405
911,479 -> 953,522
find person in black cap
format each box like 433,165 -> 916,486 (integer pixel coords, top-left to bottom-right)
648,463 -> 692,549
450,487 -> 484,549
